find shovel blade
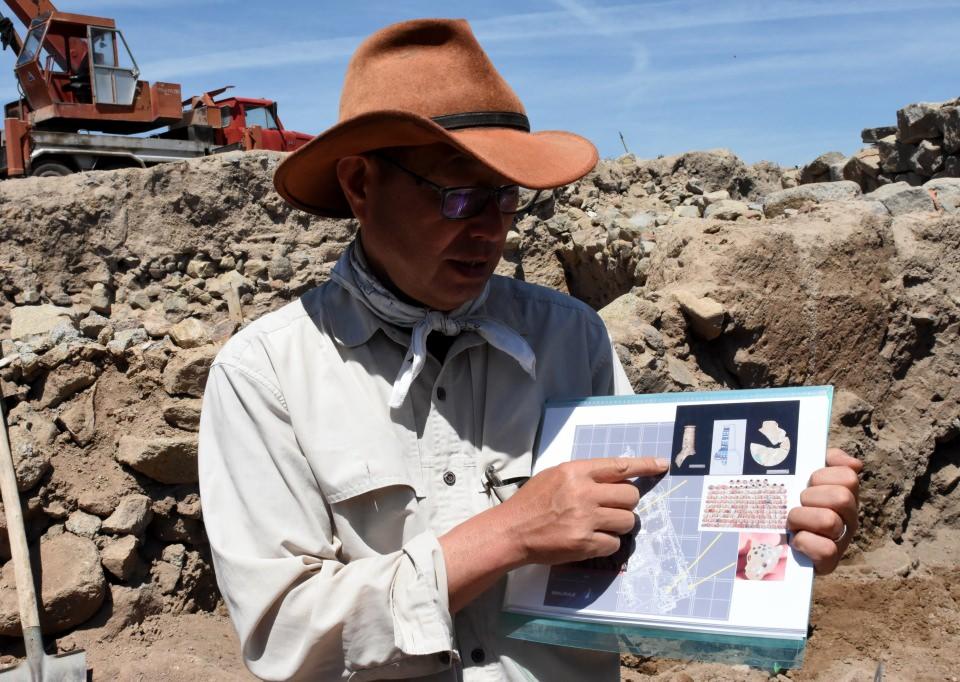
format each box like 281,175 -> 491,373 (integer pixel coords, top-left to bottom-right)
0,651 -> 87,682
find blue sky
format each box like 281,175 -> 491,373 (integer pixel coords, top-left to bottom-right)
4,1 -> 960,167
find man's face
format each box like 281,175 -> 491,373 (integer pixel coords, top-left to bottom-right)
353,143 -> 514,311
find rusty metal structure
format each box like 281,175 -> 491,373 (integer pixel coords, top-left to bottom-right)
0,0 -> 310,177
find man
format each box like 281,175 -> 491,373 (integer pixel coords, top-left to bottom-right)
198,18 -> 861,681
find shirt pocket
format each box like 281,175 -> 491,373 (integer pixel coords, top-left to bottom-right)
308,441 -> 428,559
304,435 -> 424,503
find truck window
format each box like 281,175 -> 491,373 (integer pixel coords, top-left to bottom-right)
243,106 -> 279,130
16,24 -> 45,67
89,28 -> 137,69
88,27 -> 139,106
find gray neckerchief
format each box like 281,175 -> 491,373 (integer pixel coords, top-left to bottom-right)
328,241 -> 536,408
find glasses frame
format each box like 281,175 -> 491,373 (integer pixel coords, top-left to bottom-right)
371,152 -> 541,220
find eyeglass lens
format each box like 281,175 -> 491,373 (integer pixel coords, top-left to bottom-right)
443,189 -> 488,219
441,186 -> 538,219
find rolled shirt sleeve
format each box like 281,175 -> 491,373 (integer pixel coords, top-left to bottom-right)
198,362 -> 456,681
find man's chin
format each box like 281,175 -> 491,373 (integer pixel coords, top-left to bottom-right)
428,277 -> 493,311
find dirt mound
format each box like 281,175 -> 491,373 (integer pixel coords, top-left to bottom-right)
0,149 -> 957,679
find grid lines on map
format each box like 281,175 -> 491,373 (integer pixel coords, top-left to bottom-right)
567,422 -> 737,621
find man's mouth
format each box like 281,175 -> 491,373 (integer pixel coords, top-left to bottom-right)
448,258 -> 490,277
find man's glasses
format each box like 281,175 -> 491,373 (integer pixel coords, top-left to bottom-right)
372,152 -> 541,220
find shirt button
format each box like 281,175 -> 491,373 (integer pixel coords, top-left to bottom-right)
442,471 -> 456,486
436,386 -> 446,401
470,647 -> 485,663
437,652 -> 451,665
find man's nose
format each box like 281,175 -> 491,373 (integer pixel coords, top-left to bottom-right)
465,196 -> 510,240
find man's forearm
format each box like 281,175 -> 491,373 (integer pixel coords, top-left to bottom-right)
438,504 -> 526,613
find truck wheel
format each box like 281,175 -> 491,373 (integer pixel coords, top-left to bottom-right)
31,162 -> 73,177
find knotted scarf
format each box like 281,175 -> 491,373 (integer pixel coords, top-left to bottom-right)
328,241 -> 536,408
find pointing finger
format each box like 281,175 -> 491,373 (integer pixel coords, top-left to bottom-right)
590,457 -> 669,483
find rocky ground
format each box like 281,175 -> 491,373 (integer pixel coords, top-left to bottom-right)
0,102 -> 957,681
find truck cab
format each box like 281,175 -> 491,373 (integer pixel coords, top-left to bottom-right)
216,97 -> 311,152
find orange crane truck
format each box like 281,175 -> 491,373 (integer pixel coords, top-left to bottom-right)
0,0 -> 310,177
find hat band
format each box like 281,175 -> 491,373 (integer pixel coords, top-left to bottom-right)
431,111 -> 530,132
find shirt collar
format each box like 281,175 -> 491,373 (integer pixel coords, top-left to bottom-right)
300,280 -> 396,348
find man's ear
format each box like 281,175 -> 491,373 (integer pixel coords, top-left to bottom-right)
336,155 -> 372,222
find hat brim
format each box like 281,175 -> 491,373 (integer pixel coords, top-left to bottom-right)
273,110 -> 598,218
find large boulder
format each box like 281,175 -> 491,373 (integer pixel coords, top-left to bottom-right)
897,101 -> 944,144
162,346 -> 217,398
0,533 -> 106,635
673,289 -> 726,340
843,148 -> 883,192
162,398 -> 203,432
101,494 -> 154,535
35,361 -> 98,409
116,436 -> 199,484
800,151 -> 846,185
925,178 -> 960,213
56,387 -> 97,447
6,423 -> 51,492
169,318 -> 211,349
703,199 -> 752,221
865,182 -> 937,216
909,140 -> 944,177
100,535 -> 141,581
64,511 -> 102,538
878,135 -> 917,174
10,305 -> 73,341
861,126 -> 898,144
940,104 -> 960,154
762,181 -> 862,217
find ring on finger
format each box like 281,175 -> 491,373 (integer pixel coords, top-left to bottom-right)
832,523 -> 848,544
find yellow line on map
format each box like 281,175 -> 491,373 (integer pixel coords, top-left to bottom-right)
687,533 -> 724,573
688,561 -> 738,590
666,533 -> 726,593
635,479 -> 688,516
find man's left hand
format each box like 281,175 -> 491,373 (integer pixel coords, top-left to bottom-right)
787,448 -> 862,575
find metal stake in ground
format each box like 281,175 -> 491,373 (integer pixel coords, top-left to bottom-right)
0,382 -> 87,681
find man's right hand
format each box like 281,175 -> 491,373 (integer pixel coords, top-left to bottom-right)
439,456 -> 668,613
495,456 -> 670,567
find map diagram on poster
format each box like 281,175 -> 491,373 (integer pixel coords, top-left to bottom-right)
545,424 -> 737,621
503,387 -> 833,661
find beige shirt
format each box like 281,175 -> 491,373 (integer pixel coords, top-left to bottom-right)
198,266 -> 633,681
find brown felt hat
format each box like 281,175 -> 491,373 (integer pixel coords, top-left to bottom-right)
273,18 -> 598,218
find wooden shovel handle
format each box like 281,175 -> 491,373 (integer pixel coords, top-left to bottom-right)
0,384 -> 41,632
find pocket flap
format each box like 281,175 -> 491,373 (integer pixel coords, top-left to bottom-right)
304,440 -> 422,503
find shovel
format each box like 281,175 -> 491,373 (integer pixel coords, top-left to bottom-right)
0,383 -> 87,681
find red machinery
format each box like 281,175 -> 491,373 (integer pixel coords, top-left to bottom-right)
2,0 -> 182,132
0,1 -> 310,177
176,86 -> 312,153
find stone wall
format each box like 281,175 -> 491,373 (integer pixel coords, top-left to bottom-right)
0,152 -> 353,638
796,98 -> 960,193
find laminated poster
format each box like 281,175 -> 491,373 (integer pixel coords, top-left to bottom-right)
502,387 -> 833,670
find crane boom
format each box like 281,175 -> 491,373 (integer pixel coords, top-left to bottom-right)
4,0 -> 57,28
3,0 -> 72,68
